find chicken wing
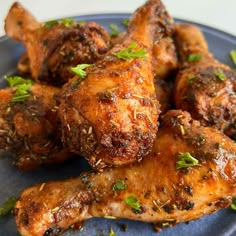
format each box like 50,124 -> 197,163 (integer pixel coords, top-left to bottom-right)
15,110 -> 236,235
173,23 -> 236,140
0,83 -> 72,170
5,2 -> 111,86
58,0 -> 174,169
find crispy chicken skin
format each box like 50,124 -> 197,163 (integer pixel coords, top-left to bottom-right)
153,36 -> 178,80
58,0 -> 174,169
173,24 -> 236,139
112,34 -> 178,81
0,84 -> 72,170
5,2 -> 111,86
154,79 -> 171,114
15,110 -> 236,236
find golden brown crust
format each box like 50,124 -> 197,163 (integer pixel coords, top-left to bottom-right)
0,84 -> 72,170
15,110 -> 236,235
174,23 -> 236,140
5,2 -> 111,86
58,0 -> 174,169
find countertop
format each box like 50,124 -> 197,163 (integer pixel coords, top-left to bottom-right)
0,0 -> 236,37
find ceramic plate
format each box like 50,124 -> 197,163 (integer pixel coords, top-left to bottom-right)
0,14 -> 236,236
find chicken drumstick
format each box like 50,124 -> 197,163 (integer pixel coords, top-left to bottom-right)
15,110 -> 236,235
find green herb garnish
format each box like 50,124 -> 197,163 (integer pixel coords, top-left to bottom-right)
4,76 -> 33,102
231,198 -> 236,210
109,24 -> 120,38
125,196 -> 141,212
122,18 -> 129,27
215,69 -> 226,81
112,180 -> 127,191
176,152 -> 200,169
44,18 -> 77,29
188,75 -> 195,83
230,50 -> 236,65
44,20 -> 58,29
187,54 -> 203,62
79,20 -> 87,25
59,18 -> 77,27
0,197 -> 17,216
71,64 -> 92,79
113,42 -> 147,61
109,228 -> 116,236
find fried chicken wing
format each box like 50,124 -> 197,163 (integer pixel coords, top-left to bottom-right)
5,2 -> 111,86
15,110 -> 236,235
58,0 -> 174,169
0,84 -> 72,170
173,23 -> 236,139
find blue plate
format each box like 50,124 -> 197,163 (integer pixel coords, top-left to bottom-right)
0,14 -> 236,236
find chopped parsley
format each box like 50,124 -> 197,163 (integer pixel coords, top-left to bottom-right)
71,64 -> 92,80
187,53 -> 203,62
109,24 -> 120,38
230,50 -> 236,65
231,198 -> 236,210
112,180 -> 127,191
97,228 -> 116,236
109,228 -> 116,236
176,152 -> 200,169
44,18 -> 77,29
188,75 -> 195,83
125,196 -> 142,213
44,20 -> 58,29
0,197 -> 17,217
122,18 -> 129,27
59,18 -> 77,27
4,76 -> 33,102
215,69 -> 226,81
113,42 -> 147,61
79,20 -> 87,25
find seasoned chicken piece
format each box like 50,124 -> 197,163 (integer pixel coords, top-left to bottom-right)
17,53 -> 31,76
0,83 -> 72,170
58,0 -> 174,169
15,110 -> 236,236
154,79 -> 171,114
112,34 -> 178,81
153,36 -> 178,80
5,2 -> 111,86
173,23 -> 236,140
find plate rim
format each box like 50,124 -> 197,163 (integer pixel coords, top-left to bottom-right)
1,13 -> 235,42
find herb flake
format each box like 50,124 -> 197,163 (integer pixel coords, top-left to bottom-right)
44,20 -> 58,29
0,197 -> 17,217
71,64 -> 92,79
230,50 -> 236,65
112,180 -> 127,191
113,42 -> 147,61
176,152 -> 200,169
122,18 -> 129,27
125,196 -> 141,212
215,69 -> 226,81
188,75 -> 195,83
4,76 -> 33,102
231,198 -> 236,210
59,18 -> 77,27
109,24 -> 120,37
187,54 -> 203,62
